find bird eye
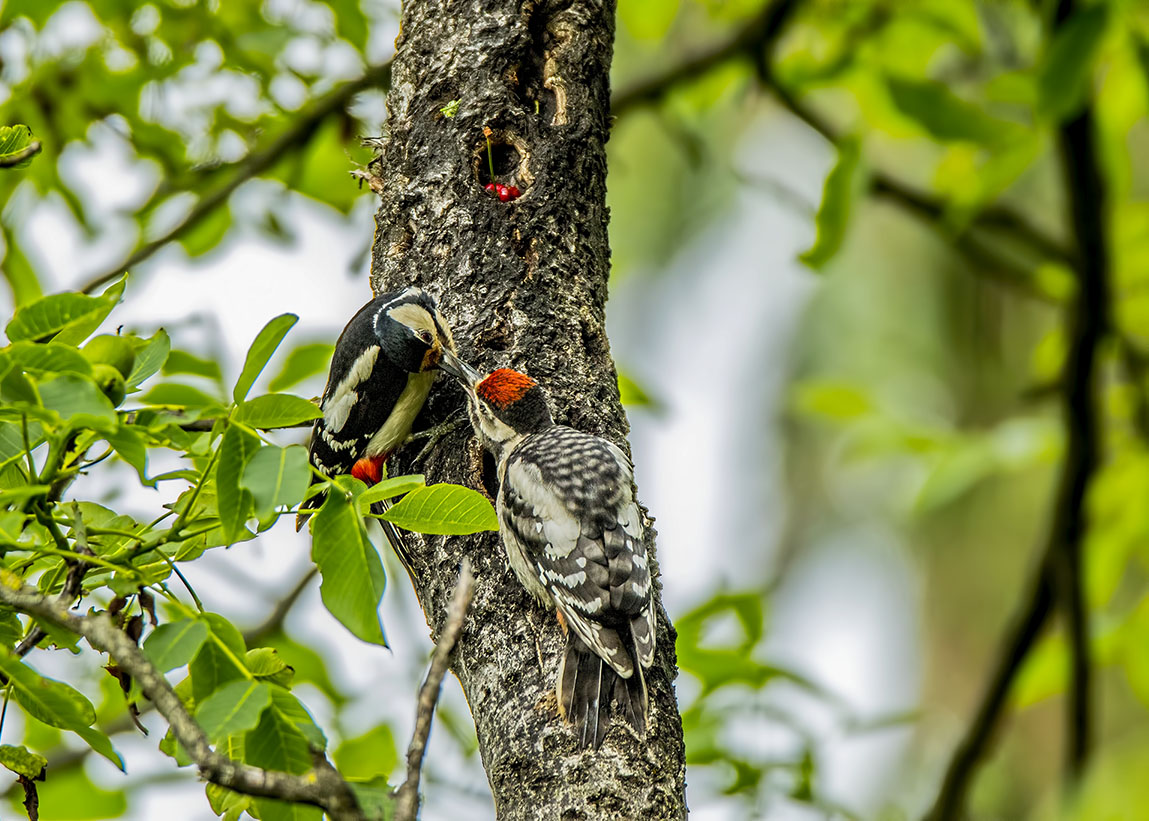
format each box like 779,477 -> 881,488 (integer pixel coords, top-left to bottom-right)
417,330 -> 434,345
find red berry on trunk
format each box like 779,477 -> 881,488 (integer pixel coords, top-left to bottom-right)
497,185 -> 511,202
485,183 -> 496,192
506,185 -> 521,199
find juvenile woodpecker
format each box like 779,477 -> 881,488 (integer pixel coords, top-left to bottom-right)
299,287 -> 455,534
440,350 -> 656,749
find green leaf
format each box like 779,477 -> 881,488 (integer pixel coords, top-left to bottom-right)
0,609 -> 23,649
254,632 -> 346,705
241,444 -> 311,520
104,424 -> 150,485
216,423 -> 262,542
35,374 -> 117,432
127,329 -> 171,388
164,349 -> 223,382
144,619 -> 209,672
617,370 -> 661,410
0,419 -> 42,468
349,777 -> 398,821
140,382 -> 225,409
5,292 -> 110,344
311,477 -> 387,646
268,687 -> 327,749
1038,4 -> 1109,122
0,744 -> 45,779
0,654 -> 96,730
255,794 -> 324,821
196,679 -> 271,743
188,614 -> 248,704
334,724 -> 399,780
358,474 -> 426,508
0,744 -> 44,785
0,485 -> 50,504
245,648 -> 293,686
236,393 -> 322,428
74,724 -> 126,771
180,203 -> 232,257
379,483 -> 499,535
800,138 -> 861,270
885,76 -> 1017,144
207,783 -> 254,821
6,341 -> 93,377
0,124 -> 38,169
267,342 -> 334,392
234,314 -> 298,403
246,710 -> 316,821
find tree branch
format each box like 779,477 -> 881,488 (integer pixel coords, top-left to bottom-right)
394,559 -> 475,821
612,0 -> 798,118
243,567 -> 319,647
0,577 -> 365,821
924,567 -> 1055,821
78,61 -> 393,296
0,141 -> 42,169
612,2 -> 1072,272
926,4 -> 1109,815
1051,0 -> 1107,781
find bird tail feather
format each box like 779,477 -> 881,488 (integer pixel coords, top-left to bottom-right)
557,632 -> 648,749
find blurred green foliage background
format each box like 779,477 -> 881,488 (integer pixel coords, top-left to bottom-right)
3,0 -> 1149,819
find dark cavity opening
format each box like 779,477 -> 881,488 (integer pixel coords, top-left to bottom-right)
477,141 -> 523,186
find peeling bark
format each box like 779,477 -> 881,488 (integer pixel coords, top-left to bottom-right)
368,0 -> 687,817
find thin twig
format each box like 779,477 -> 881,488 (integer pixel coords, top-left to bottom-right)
612,0 -> 798,118
78,61 -> 393,295
15,504 -> 96,658
611,1 -> 1072,270
0,577 -> 365,820
394,559 -> 476,821
0,141 -> 42,168
244,567 -> 319,646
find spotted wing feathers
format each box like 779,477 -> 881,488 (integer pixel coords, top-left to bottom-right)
500,426 -> 656,746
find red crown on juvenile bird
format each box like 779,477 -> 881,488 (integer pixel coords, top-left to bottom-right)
476,368 -> 536,408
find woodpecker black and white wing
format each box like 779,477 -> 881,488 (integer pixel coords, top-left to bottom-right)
499,425 -> 655,747
306,295 -> 408,479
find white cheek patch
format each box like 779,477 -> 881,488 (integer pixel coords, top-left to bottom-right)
323,346 -> 379,433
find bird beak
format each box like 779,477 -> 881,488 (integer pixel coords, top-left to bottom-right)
440,348 -> 483,388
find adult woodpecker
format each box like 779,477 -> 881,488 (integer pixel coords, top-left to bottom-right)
298,287 -> 456,538
440,350 -> 656,749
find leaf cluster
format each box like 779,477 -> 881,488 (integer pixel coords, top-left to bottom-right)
0,282 -> 496,819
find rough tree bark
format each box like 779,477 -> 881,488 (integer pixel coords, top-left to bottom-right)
367,0 -> 688,817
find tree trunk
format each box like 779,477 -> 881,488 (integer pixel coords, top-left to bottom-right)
368,0 -> 688,817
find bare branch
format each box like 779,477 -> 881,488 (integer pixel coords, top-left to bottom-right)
1050,0 -> 1107,780
612,1 -> 1072,273
78,60 -> 393,295
926,3 -> 1109,815
243,567 -> 319,646
0,578 -> 365,821
394,558 -> 475,821
612,0 -> 798,118
0,141 -> 42,168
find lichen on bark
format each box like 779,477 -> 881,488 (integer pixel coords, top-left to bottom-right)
368,0 -> 687,817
